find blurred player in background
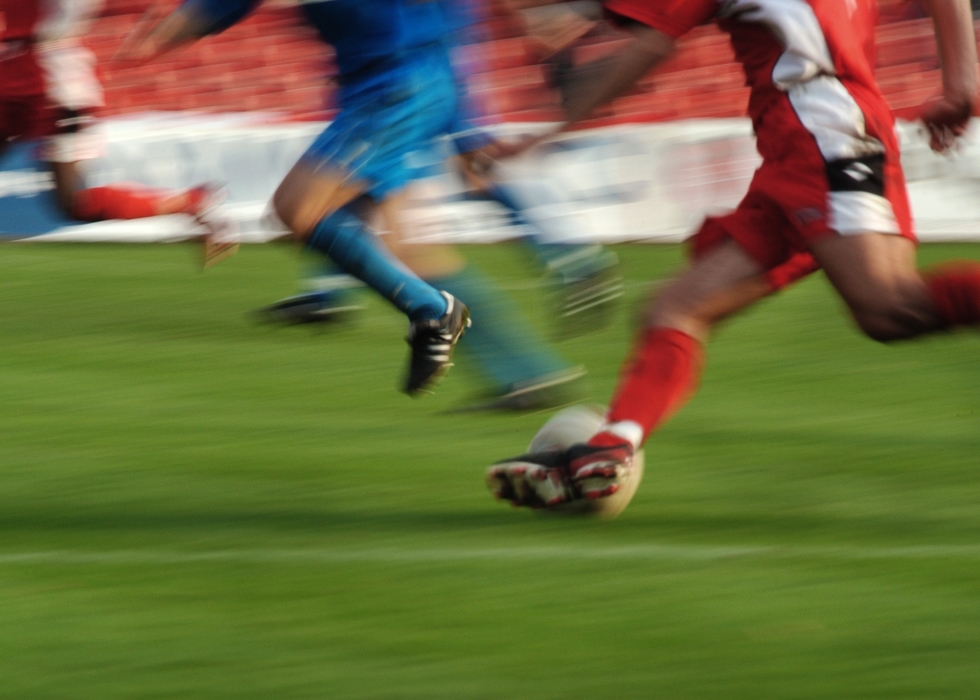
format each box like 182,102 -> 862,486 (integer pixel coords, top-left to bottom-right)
0,0 -> 227,264
263,0 -> 622,341
119,0 -> 475,396
255,0 -> 622,410
488,0 -> 980,508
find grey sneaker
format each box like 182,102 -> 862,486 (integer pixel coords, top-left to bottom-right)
454,367 -> 586,412
549,249 -> 623,338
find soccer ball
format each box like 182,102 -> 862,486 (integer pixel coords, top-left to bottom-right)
527,405 -> 645,519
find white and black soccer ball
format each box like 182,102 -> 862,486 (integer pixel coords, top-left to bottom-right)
528,405 -> 645,519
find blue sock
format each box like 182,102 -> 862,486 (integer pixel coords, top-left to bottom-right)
430,266 -> 569,390
306,206 -> 447,321
484,182 -> 598,275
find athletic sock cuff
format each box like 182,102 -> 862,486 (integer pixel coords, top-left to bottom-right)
924,263 -> 980,328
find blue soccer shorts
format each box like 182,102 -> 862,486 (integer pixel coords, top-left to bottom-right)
299,46 -> 458,201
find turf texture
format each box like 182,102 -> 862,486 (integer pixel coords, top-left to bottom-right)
0,242 -> 978,699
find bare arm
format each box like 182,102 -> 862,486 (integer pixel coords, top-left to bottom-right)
490,23 -> 675,158
519,2 -> 600,57
480,0 -> 683,159
919,0 -> 979,150
560,24 -> 675,125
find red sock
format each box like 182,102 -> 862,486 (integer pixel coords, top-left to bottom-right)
924,263 -> 980,327
589,327 -> 703,448
71,185 -> 170,221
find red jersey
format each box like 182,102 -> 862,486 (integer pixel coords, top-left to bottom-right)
0,2 -> 45,97
605,0 -> 897,166
606,0 -> 914,281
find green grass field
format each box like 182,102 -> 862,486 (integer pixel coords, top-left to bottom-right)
1,242 -> 979,699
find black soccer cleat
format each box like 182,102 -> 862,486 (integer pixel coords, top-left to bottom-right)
403,291 -> 471,396
486,440 -> 634,509
567,441 -> 634,500
485,449 -> 575,508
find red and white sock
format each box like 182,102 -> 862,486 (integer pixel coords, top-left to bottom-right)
924,263 -> 980,327
589,327 -> 703,450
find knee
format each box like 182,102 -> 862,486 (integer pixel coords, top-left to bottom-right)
271,189 -> 309,239
273,184 -> 339,241
853,313 -> 916,343
850,284 -> 939,343
643,285 -> 713,341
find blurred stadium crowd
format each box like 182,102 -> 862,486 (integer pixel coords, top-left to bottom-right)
86,0 -> 980,124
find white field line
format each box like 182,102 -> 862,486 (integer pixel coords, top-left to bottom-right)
1,544 -> 980,565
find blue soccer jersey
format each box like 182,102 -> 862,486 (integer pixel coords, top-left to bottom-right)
184,0 -> 448,85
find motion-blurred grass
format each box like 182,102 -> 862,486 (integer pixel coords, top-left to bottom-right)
0,242 -> 978,699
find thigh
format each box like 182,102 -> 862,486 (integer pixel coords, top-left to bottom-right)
48,160 -> 83,213
272,161 -> 366,239
690,198 -> 820,290
809,231 -> 938,340
809,231 -> 923,311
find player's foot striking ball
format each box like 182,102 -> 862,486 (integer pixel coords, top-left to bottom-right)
486,406 -> 645,518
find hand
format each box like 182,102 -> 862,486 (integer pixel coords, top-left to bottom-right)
456,134 -> 553,191
456,149 -> 497,192
489,131 -> 555,158
920,93 -> 975,153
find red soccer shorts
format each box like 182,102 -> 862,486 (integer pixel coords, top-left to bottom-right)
0,94 -> 55,143
687,84 -> 915,292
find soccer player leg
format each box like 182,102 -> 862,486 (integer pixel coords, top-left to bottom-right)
811,232 -> 980,341
382,187 -> 580,409
807,150 -> 980,341
575,238 -> 766,491
42,112 -> 217,223
273,164 -> 468,395
273,162 -> 446,320
489,234 -> 768,508
424,264 -> 583,410
256,256 -> 365,326
574,199 -> 807,504
485,177 -> 623,337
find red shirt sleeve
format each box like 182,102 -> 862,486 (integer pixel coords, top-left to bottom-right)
604,0 -> 718,39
